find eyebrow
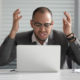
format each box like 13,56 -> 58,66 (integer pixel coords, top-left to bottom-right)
34,22 -> 51,24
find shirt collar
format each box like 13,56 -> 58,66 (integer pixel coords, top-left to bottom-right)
32,32 -> 48,45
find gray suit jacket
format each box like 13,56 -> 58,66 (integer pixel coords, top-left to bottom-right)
0,30 -> 80,69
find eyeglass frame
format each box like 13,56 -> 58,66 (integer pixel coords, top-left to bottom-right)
32,21 -> 53,28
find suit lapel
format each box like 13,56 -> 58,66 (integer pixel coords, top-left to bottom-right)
48,30 -> 55,45
48,30 -> 59,45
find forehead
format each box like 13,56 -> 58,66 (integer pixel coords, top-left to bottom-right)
33,12 -> 52,23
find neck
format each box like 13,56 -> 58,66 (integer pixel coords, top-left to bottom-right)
38,40 -> 45,45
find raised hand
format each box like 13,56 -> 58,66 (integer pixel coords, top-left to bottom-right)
9,9 -> 22,39
63,11 -> 72,36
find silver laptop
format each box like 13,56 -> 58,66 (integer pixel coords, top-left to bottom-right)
16,45 -> 61,72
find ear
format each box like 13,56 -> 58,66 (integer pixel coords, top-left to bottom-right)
51,21 -> 54,25
30,20 -> 34,28
51,21 -> 54,28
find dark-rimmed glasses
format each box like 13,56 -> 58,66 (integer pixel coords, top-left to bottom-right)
33,22 -> 52,28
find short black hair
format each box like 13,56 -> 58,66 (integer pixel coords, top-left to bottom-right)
32,7 -> 53,20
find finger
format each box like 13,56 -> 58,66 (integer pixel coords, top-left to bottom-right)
17,15 -> 22,21
13,9 -> 21,19
14,9 -> 19,13
13,9 -> 20,15
63,18 -> 66,30
63,18 -> 68,25
64,11 -> 71,23
13,9 -> 21,17
63,18 -> 65,26
63,18 -> 68,31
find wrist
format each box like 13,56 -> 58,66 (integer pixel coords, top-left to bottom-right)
66,33 -> 74,38
9,30 -> 16,39
66,33 -> 76,42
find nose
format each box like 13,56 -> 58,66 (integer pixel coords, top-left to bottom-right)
40,25 -> 46,31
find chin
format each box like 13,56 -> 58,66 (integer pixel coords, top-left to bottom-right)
35,34 -> 48,41
39,37 -> 48,41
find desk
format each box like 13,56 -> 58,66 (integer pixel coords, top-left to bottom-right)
0,69 -> 80,80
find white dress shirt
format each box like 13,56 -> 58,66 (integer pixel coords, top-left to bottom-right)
32,33 -> 48,45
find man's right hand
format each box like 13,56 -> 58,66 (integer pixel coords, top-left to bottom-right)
9,9 -> 22,39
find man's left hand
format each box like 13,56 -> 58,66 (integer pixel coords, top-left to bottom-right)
63,11 -> 72,35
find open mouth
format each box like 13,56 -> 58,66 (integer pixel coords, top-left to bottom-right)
39,32 -> 48,38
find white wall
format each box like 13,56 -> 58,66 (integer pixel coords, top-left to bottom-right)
78,0 -> 80,40
0,0 -> 2,42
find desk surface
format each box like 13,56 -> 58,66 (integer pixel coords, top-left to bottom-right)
0,69 -> 80,80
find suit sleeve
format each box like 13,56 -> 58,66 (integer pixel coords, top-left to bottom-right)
68,39 -> 80,65
0,36 -> 16,66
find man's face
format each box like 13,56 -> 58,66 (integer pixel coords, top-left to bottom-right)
30,11 -> 54,42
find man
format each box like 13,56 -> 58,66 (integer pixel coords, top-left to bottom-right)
0,7 -> 80,69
